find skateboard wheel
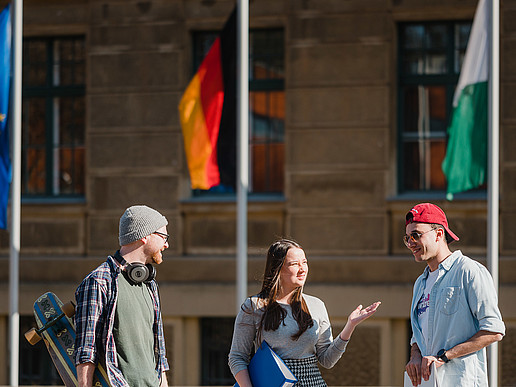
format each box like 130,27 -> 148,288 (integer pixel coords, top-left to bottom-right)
25,328 -> 42,345
62,301 -> 76,318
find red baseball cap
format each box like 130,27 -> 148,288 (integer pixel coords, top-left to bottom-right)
405,203 -> 459,243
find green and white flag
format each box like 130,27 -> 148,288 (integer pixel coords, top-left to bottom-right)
442,0 -> 488,199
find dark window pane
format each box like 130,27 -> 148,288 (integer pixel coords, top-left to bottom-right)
59,97 -> 85,145
59,147 -> 85,194
425,25 -> 448,49
24,148 -> 46,195
403,25 -> 425,49
19,316 -> 63,385
201,318 -> 235,385
402,86 -> 447,134
401,24 -> 449,75
250,30 -> 284,80
193,32 -> 217,71
22,98 -> 47,195
403,139 -> 446,191
25,98 -> 46,146
23,40 -> 47,86
250,90 -> 284,193
455,24 -> 472,73
56,39 -> 86,86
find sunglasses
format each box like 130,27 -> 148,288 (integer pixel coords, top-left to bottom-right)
403,228 -> 437,247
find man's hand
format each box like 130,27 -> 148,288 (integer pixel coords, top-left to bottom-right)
421,355 -> 445,381
405,344 -> 422,386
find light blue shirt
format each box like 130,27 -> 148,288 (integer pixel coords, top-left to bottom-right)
410,250 -> 505,387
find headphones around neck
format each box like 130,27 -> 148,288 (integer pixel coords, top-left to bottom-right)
113,250 -> 156,284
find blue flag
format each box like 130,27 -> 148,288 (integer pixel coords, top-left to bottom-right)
0,4 -> 11,229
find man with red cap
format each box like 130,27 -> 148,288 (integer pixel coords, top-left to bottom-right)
404,203 -> 505,387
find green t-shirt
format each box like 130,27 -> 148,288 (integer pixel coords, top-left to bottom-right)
113,273 -> 159,387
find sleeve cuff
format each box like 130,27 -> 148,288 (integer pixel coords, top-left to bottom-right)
74,346 -> 97,366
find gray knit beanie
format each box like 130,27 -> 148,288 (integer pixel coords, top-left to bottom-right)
119,205 -> 168,246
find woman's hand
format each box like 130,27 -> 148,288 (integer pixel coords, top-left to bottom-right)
348,301 -> 381,327
339,301 -> 381,341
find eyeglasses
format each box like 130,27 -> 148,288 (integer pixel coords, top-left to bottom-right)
403,228 -> 436,247
154,231 -> 169,243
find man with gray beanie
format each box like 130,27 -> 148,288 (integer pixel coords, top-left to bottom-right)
74,205 -> 170,387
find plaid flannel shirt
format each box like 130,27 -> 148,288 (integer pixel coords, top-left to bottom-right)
73,255 -> 169,387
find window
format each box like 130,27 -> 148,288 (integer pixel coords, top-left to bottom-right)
398,22 -> 471,193
200,317 -> 235,385
22,36 -> 85,198
19,315 -> 63,385
193,29 -> 285,195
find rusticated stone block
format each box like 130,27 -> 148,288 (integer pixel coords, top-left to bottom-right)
289,43 -> 389,87
289,172 -> 385,209
89,132 -> 181,170
88,93 -> 178,128
288,128 -> 387,167
88,215 -> 119,251
89,51 -> 180,90
289,0 -> 388,13
290,13 -> 390,43
502,39 -> 516,81
90,23 -> 185,50
288,87 -> 389,128
290,214 -> 386,254
502,326 -> 516,386
88,212 -> 180,253
184,214 -> 283,254
21,220 -> 82,252
89,1 -> 182,25
89,175 -> 179,211
502,126 -> 516,163
502,212 -> 516,253
502,169 -> 516,210
502,83 -> 516,123
24,1 -> 88,26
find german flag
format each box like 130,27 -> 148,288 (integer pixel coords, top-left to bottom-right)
179,9 -> 236,190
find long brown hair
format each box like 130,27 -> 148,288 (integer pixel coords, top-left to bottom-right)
252,239 -> 314,341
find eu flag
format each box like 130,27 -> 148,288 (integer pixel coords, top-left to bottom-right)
0,4 -> 11,229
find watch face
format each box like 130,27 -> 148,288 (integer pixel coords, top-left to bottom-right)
437,349 -> 449,362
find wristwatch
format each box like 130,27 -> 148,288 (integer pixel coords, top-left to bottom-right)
437,348 -> 450,363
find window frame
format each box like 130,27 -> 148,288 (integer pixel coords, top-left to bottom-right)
22,35 -> 86,201
189,28 -> 285,199
396,20 -> 485,198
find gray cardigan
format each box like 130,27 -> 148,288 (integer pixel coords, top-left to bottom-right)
228,293 -> 348,377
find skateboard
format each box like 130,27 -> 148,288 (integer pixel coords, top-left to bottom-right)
25,292 -> 111,387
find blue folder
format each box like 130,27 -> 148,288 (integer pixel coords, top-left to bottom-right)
234,340 -> 298,387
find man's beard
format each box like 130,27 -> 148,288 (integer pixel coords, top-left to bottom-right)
152,250 -> 163,265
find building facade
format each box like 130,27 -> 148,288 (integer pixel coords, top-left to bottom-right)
0,0 -> 515,385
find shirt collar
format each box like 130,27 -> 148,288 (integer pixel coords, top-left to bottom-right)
422,250 -> 461,278
107,254 -> 122,274
439,250 -> 461,271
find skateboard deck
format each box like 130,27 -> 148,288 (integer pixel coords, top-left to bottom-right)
25,292 -> 111,387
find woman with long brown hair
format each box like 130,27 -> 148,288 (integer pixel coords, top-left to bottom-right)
228,239 -> 381,387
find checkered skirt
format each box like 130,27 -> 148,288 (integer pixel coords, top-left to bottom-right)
283,356 -> 327,387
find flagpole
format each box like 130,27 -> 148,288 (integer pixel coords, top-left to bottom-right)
236,0 -> 249,312
487,0 -> 499,385
9,0 -> 22,385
